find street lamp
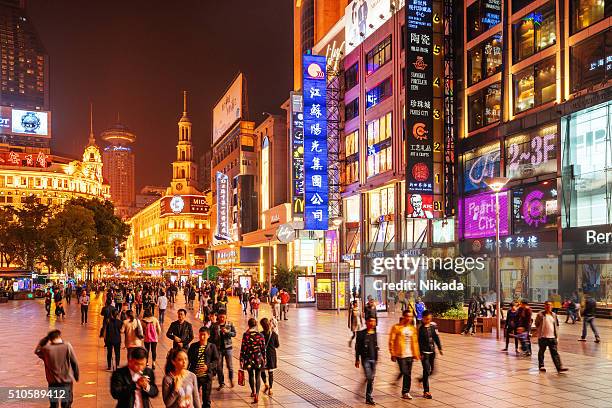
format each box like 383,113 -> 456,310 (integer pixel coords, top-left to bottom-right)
331,216 -> 343,313
485,176 -> 510,341
264,233 -> 274,303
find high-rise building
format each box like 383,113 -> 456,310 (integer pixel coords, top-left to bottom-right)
0,0 -> 48,111
101,119 -> 136,218
198,150 -> 212,193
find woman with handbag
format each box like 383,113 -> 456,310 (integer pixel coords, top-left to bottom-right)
239,318 -> 266,403
121,310 -> 144,360
260,318 -> 279,396
348,300 -> 363,347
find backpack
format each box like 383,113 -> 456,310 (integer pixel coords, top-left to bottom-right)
144,320 -> 157,342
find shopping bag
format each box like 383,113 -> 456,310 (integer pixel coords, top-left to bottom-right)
238,369 -> 245,386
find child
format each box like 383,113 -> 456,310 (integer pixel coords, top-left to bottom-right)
251,295 -> 261,319
55,300 -> 66,319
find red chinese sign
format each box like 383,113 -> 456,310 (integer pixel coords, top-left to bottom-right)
0,151 -> 50,168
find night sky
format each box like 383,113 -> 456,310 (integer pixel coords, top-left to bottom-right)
26,0 -> 293,189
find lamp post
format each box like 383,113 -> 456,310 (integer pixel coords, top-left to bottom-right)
485,177 -> 510,341
264,233 -> 274,302
331,216 -> 343,313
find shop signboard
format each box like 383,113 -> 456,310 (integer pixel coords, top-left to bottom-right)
563,224 -> 612,251
505,125 -> 557,180
160,195 -> 210,216
290,92 -> 305,215
0,151 -> 51,168
345,0 -> 393,54
463,146 -> 500,193
461,230 -> 557,256
461,191 -> 509,239
512,181 -> 558,233
302,54 -> 329,230
297,276 -> 316,303
215,172 -> 231,241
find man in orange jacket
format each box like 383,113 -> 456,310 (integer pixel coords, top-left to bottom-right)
389,309 -> 420,400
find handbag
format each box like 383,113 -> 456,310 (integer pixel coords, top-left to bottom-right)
135,319 -> 144,340
237,369 -> 245,386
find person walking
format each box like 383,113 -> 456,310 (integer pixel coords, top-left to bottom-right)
578,295 -> 601,343
348,300 -> 363,347
241,290 -> 249,316
166,309 -> 194,351
162,348 -> 202,408
110,346 -> 159,408
157,291 -> 168,325
188,327 -> 219,408
210,312 -> 237,390
517,300 -> 533,356
115,290 -> 124,313
239,318 -> 266,403
45,290 -> 52,317
280,290 -> 290,320
260,318 -> 279,396
364,296 -> 377,321
79,290 -> 90,325
121,310 -> 144,361
103,309 -> 123,371
35,330 -> 80,408
389,310 -> 419,400
250,295 -> 261,319
355,317 -> 378,405
564,298 -> 577,324
502,301 -> 520,352
535,301 -> 569,373
418,311 -> 442,400
135,290 -> 143,317
142,310 -> 162,370
462,294 -> 480,335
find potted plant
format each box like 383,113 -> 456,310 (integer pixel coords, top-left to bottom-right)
423,264 -> 467,334
433,307 -> 468,334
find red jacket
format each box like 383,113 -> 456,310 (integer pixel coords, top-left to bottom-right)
280,293 -> 290,304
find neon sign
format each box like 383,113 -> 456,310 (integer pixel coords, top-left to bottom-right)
506,127 -> 557,179
462,191 -> 509,238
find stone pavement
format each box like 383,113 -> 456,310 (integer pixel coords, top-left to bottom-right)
0,294 -> 611,408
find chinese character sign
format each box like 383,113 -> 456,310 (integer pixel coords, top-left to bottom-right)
462,191 -> 509,239
290,92 -> 305,215
215,172 -> 231,241
303,54 -> 329,230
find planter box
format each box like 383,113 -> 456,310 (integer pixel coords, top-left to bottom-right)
433,317 -> 466,334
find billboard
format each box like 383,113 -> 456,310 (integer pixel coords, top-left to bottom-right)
159,195 -> 210,216
512,182 -> 558,233
303,54 -> 329,231
462,191 -> 509,239
345,0 -> 393,54
11,109 -> 49,136
215,172 -> 231,240
290,92 -> 305,215
297,276 -> 316,302
212,73 -> 243,144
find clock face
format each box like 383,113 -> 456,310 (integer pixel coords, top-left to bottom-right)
176,182 -> 183,191
170,195 -> 185,214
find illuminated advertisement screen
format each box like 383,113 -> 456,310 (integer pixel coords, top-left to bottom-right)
160,195 -> 210,216
239,276 -> 252,290
215,172 -> 231,240
364,275 -> 387,311
463,144 -> 500,193
345,0 -> 393,54
512,181 -> 558,233
297,276 -> 316,302
405,0 -> 435,198
505,124 -> 557,180
302,54 -> 329,230
462,191 -> 509,238
213,73 -> 243,144
290,92 -> 305,215
11,109 -> 49,137
0,106 -> 11,131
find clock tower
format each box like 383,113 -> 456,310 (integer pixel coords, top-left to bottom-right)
170,91 -> 199,195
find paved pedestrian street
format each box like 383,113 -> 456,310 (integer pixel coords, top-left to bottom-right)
1,295 -> 611,408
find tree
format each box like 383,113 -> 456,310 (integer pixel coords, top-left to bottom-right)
272,265 -> 301,294
45,203 -> 96,277
0,207 -> 16,267
9,196 -> 49,270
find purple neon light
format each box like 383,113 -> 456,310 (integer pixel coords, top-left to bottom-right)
463,191 -> 509,239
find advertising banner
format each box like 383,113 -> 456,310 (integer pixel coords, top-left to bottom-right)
159,195 -> 210,216
11,109 -> 49,137
345,0 -> 393,54
290,92 -> 305,215
512,182 -> 558,233
302,54 -> 329,230
0,106 -> 11,131
0,151 -> 50,168
297,276 -> 316,302
464,146 -> 500,193
505,125 -> 557,180
462,191 -> 509,239
215,172 -> 231,240
212,73 -> 243,144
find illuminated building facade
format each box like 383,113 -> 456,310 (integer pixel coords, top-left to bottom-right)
458,0 -> 612,302
126,92 -> 211,276
101,120 -> 136,218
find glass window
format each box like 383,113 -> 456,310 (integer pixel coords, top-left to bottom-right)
513,0 -> 535,13
570,28 -> 612,94
345,130 -> 359,156
468,83 -> 501,132
514,57 -> 556,114
467,0 -> 502,41
468,33 -> 502,86
366,36 -> 392,75
513,2 -> 556,63
366,112 -> 393,177
345,98 -> 359,121
345,156 -> 359,185
571,0 -> 612,33
366,77 -> 392,109
345,62 -> 359,90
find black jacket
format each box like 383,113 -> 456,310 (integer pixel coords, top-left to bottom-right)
418,324 -> 442,354
165,320 -> 194,349
209,321 -> 236,351
354,328 -> 378,363
187,341 -> 220,376
110,366 -> 158,408
584,298 -> 597,317
104,317 -> 123,345
261,330 -> 280,369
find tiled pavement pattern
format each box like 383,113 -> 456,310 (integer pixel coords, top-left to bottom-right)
0,293 -> 611,408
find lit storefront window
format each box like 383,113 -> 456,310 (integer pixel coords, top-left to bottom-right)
468,82 -> 501,132
366,77 -> 392,109
368,186 -> 395,251
571,0 -> 611,33
513,2 -> 556,63
345,130 -> 359,185
467,33 -> 502,86
513,57 -> 556,114
570,28 -> 612,94
366,112 -> 392,177
365,36 -> 392,76
466,0 -> 502,41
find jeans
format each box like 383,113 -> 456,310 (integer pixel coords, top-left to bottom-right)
48,382 -> 72,408
397,357 -> 414,394
135,304 -> 142,316
106,343 -> 120,369
538,338 -> 562,371
581,316 -> 600,339
217,349 -> 234,385
247,368 -> 261,395
505,328 -> 518,350
197,375 -> 213,408
362,359 -> 376,402
565,309 -> 576,323
158,309 -> 166,324
80,305 -> 88,324
421,353 -> 435,393
281,304 -> 289,320
45,303 -> 51,316
144,341 -> 157,363
464,315 -> 476,334
242,301 -> 248,315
